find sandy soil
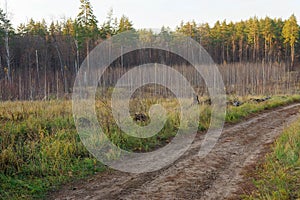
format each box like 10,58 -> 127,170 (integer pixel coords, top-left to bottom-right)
50,103 -> 300,200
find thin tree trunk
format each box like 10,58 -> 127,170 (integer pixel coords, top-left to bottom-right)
53,36 -> 67,93
36,50 -> 40,97
56,71 -> 59,100
232,39 -> 236,62
253,35 -> 256,62
239,38 -> 243,63
5,24 -> 11,82
264,39 -> 268,62
44,64 -> 47,100
75,38 -> 80,73
29,69 -> 33,100
4,0 -> 11,83
18,75 -> 22,100
291,44 -> 295,69
0,56 -> 2,76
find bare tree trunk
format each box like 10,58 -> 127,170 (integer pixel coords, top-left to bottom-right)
264,39 -> 267,62
291,44 -> 295,69
56,71 -> 59,100
222,43 -> 225,64
256,36 -> 260,62
29,69 -> 33,100
0,56 -> 2,77
268,38 -> 272,63
232,39 -> 236,62
75,38 -> 80,73
285,43 -> 288,63
239,38 -> 243,63
5,22 -> 11,82
36,50 -> 40,97
252,36 -> 256,62
3,0 -> 11,84
44,64 -> 47,100
52,36 -> 68,93
18,74 -> 22,100
226,43 -> 230,63
36,50 -> 39,81
86,40 -> 90,70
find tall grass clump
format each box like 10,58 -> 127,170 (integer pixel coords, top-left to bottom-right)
0,101 -> 105,199
244,116 -> 300,200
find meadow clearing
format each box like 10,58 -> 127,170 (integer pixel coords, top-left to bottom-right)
1,95 -> 300,199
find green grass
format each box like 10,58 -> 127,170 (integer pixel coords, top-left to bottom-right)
0,95 -> 300,199
243,115 -> 300,200
0,101 -> 106,199
226,95 -> 300,123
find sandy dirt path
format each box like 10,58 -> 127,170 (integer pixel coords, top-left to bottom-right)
51,103 -> 300,200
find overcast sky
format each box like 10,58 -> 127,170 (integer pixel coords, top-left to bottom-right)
2,0 -> 300,29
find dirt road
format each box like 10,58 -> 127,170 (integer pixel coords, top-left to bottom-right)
51,103 -> 300,200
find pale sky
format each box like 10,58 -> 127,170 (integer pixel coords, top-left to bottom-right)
1,0 -> 300,30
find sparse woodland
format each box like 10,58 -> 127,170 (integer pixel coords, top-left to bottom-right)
0,0 -> 299,100
1,1 -> 300,199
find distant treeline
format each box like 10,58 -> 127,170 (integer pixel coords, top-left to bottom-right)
0,0 -> 299,100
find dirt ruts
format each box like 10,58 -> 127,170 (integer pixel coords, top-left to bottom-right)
51,103 -> 300,200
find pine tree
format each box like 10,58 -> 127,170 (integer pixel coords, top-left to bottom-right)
138,28 -> 155,45
198,23 -> 211,50
261,17 -> 275,62
62,18 -> 75,36
246,17 -> 260,62
100,8 -> 117,39
221,20 -> 230,63
282,14 -> 299,67
75,0 -> 99,77
76,0 -> 99,50
117,15 -> 134,33
211,21 -> 222,63
273,18 -> 284,63
0,9 -> 6,38
228,22 -> 237,62
176,21 -> 198,40
235,21 -> 246,63
0,8 -> 12,81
